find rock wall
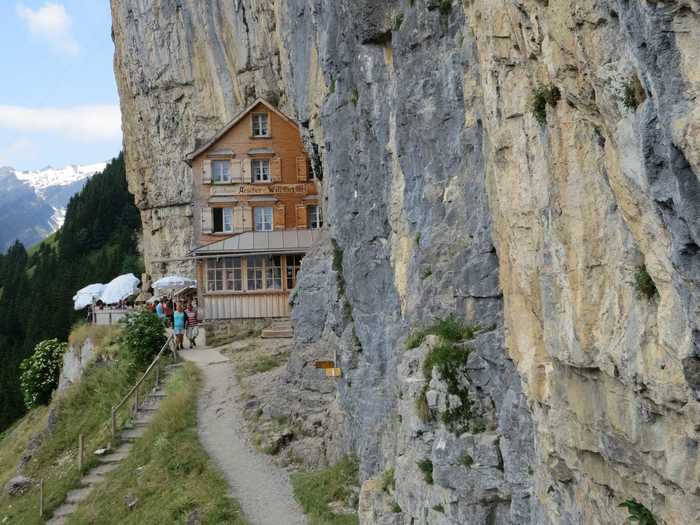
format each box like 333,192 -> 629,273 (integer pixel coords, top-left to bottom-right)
111,1 -> 700,523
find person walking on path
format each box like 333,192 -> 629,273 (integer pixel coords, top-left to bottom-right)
185,302 -> 200,348
173,304 -> 186,350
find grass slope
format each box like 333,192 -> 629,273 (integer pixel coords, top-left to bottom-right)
291,456 -> 360,525
67,363 -> 247,525
0,328 -> 135,524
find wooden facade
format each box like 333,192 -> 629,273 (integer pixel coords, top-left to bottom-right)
187,99 -> 320,320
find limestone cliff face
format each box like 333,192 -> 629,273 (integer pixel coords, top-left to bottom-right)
112,1 -> 700,524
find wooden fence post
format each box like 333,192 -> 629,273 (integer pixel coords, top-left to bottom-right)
78,433 -> 84,473
39,479 -> 44,518
111,407 -> 117,445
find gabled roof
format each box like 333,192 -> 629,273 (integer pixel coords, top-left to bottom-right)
185,98 -> 299,165
190,230 -> 319,256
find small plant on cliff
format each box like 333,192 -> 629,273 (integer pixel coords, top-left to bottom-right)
623,76 -> 646,111
393,13 -> 404,30
634,264 -> 657,301
19,338 -> 68,408
381,468 -> 395,493
350,87 -> 359,106
406,315 -> 476,350
459,452 -> 473,467
619,499 -> 657,525
432,504 -> 445,513
118,308 -> 167,369
530,84 -> 562,125
328,76 -> 336,94
416,458 -> 434,484
439,0 -> 452,16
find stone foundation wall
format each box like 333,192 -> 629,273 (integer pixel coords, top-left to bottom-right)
204,319 -> 273,348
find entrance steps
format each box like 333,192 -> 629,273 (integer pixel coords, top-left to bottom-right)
261,318 -> 293,339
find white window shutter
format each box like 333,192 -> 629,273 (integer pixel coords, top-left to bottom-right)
201,207 -> 213,234
233,205 -> 245,232
230,159 -> 243,183
202,160 -> 212,184
242,205 -> 253,231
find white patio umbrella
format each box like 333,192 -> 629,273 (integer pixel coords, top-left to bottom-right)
72,283 -> 106,310
152,275 -> 196,294
100,273 -> 140,305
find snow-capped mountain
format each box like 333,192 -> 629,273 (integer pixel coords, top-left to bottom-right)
0,162 -> 106,251
15,163 -> 106,194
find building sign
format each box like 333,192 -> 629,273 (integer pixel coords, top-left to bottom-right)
210,183 -> 316,196
236,183 -> 308,195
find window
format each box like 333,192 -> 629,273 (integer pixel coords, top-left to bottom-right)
207,257 -> 242,292
213,208 -> 234,233
265,256 -> 282,289
247,255 -> 281,290
252,159 -> 270,182
252,113 -> 269,137
247,256 -> 264,290
211,160 -> 230,183
308,205 -> 322,229
286,255 -> 303,289
254,207 -> 273,231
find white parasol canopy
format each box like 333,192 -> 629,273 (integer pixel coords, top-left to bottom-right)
100,273 -> 140,305
72,283 -> 106,310
152,275 -> 196,294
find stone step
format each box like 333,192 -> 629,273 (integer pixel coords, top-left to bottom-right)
98,443 -> 132,463
261,329 -> 293,339
66,486 -> 93,504
165,362 -> 183,370
80,472 -> 106,486
121,427 -> 147,442
45,516 -> 67,525
52,502 -> 78,517
89,462 -> 120,476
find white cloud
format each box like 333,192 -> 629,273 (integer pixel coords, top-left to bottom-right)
0,105 -> 122,142
17,2 -> 80,56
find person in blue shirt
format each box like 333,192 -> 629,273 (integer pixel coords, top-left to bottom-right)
155,300 -> 165,321
173,303 -> 186,350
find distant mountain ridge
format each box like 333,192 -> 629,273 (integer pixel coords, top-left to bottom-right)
0,162 -> 106,251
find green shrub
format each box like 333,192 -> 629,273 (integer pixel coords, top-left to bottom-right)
393,13 -> 404,30
417,458 -> 433,484
459,452 -> 473,467
19,338 -> 68,408
118,308 -> 167,368
406,315 -> 477,349
530,84 -> 561,125
619,499 -> 657,525
391,502 -> 402,513
432,504 -> 445,513
381,468 -> 395,493
634,265 -> 657,300
329,77 -> 336,94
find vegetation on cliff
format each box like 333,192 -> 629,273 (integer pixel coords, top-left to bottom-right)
0,154 -> 142,432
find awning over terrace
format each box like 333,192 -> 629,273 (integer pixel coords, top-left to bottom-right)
190,230 -> 319,257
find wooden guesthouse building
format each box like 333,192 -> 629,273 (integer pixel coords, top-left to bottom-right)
186,99 -> 321,320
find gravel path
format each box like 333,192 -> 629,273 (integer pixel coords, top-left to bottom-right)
180,348 -> 308,525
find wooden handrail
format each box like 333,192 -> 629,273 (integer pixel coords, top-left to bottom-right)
111,334 -> 176,442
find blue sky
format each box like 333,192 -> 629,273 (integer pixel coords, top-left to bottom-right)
0,1 -> 121,170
